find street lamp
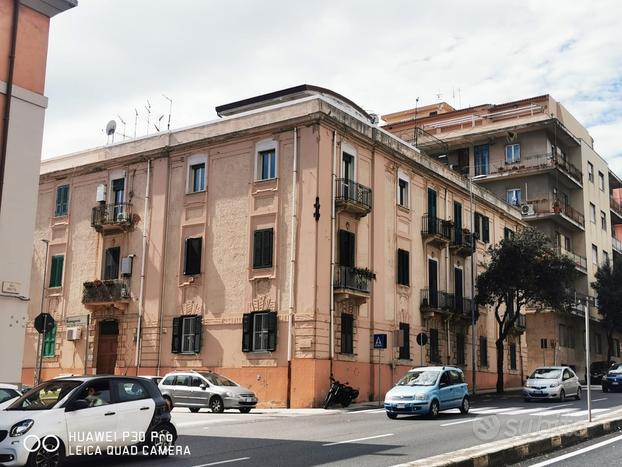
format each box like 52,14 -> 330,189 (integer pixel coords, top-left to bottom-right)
35,239 -> 50,385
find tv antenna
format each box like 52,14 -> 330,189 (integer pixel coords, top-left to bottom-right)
154,114 -> 164,132
117,115 -> 127,140
163,94 -> 173,130
133,109 -> 138,138
105,119 -> 117,144
145,100 -> 152,135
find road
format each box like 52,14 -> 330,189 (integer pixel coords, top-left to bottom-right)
64,388 -> 622,467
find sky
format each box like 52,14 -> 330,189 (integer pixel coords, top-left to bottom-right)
42,0 -> 622,175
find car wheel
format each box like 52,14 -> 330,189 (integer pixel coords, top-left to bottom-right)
164,396 -> 174,411
189,407 -> 200,413
27,436 -> 65,467
386,412 -> 398,420
239,407 -> 251,414
210,396 -> 225,413
558,389 -> 565,402
429,400 -> 440,418
148,423 -> 176,458
523,397 -> 531,403
576,387 -> 582,400
459,396 -> 470,414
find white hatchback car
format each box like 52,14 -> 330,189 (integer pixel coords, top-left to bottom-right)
0,384 -> 22,411
523,366 -> 581,402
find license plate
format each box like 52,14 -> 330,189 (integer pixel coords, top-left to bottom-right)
397,403 -> 405,409
532,391 -> 544,395
245,397 -> 254,402
612,382 -> 619,385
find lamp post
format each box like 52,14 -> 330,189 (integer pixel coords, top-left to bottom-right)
35,239 -> 50,385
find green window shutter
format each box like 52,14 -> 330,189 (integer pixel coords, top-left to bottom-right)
482,216 -> 490,243
49,255 -> 64,288
267,312 -> 277,352
55,185 -> 69,216
242,313 -> 252,352
171,317 -> 181,353
43,325 -> 56,357
193,316 -> 202,354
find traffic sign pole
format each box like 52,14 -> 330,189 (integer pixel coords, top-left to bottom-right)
35,239 -> 49,386
36,314 -> 47,385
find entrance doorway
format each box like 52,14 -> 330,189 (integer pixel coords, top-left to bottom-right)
96,320 -> 119,375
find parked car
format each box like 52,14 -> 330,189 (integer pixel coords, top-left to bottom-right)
159,370 -> 257,413
384,366 -> 470,419
0,376 -> 176,467
601,363 -> 622,392
590,361 -> 617,385
523,366 -> 581,402
0,383 -> 22,411
139,376 -> 163,386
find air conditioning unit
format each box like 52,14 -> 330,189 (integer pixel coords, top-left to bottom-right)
66,327 -> 82,341
521,204 -> 535,216
121,256 -> 133,276
96,184 -> 107,203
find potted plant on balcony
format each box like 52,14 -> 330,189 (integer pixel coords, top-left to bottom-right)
351,267 -> 377,280
552,200 -> 562,213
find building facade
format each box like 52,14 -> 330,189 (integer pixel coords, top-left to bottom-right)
23,86 -> 525,407
0,0 -> 76,384
383,95 -> 622,378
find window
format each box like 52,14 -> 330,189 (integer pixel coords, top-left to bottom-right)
598,171 -> 605,191
174,375 -> 191,386
397,249 -> 410,286
588,162 -> 594,183
171,315 -> 202,354
509,343 -> 517,370
190,163 -> 206,193
559,324 -> 568,348
505,144 -> 521,164
506,189 -> 522,206
55,185 -> 69,216
340,313 -> 354,354
456,333 -> 465,365
104,246 -> 120,280
603,251 -> 609,265
479,336 -> 488,367
568,326 -> 576,349
49,255 -> 64,288
242,311 -> 277,352
430,328 -> 440,363
601,211 -> 607,230
398,177 -> 409,208
590,203 -> 596,224
592,244 -> 598,265
474,212 -> 490,243
113,379 -> 149,402
184,237 -> 202,275
503,227 -> 514,240
398,322 -> 410,360
162,376 -> 175,385
474,144 -> 489,176
257,149 -> 276,181
540,338 -> 548,349
75,379 -> 112,407
342,150 -> 355,181
43,325 -> 56,357
253,228 -> 274,269
338,230 -> 355,268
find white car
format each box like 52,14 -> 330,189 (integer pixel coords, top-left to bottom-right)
0,376 -> 177,467
523,366 -> 581,402
0,384 -> 22,411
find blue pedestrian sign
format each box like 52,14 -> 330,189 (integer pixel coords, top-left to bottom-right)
373,333 -> 387,349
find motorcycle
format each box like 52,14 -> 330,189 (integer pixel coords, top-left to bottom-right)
323,376 -> 359,408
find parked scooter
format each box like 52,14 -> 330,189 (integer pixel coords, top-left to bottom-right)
323,376 -> 359,408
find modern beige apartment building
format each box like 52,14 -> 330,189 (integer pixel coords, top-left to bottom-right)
0,0 -> 76,384
383,95 -> 622,379
22,85 -> 525,407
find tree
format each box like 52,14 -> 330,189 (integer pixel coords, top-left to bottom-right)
592,256 -> 622,361
476,227 -> 576,393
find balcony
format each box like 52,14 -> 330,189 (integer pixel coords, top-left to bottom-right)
557,247 -> 587,275
613,237 -> 622,256
91,203 -> 135,234
421,215 -> 452,247
335,179 -> 372,218
333,265 -> 371,304
481,152 -> 582,187
82,279 -> 130,308
420,289 -> 452,318
611,197 -> 622,223
507,313 -> 526,335
521,198 -> 585,231
449,228 -> 474,257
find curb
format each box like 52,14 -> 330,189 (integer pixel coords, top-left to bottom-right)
393,409 -> 622,466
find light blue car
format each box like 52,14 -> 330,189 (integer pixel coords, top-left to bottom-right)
384,366 -> 470,419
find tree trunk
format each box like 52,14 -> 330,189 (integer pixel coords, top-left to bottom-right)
607,330 -> 614,362
496,337 -> 505,394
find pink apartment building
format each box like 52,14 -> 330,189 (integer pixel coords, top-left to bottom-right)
23,85 -> 525,407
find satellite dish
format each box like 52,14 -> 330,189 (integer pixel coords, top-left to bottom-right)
106,120 -> 117,136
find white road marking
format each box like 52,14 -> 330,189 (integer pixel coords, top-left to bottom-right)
562,408 -> 610,417
592,397 -> 608,402
471,407 -> 520,415
468,407 -> 498,413
192,457 -> 251,467
530,408 -> 577,416
503,408 -> 548,415
528,434 -> 622,467
323,433 -> 394,447
440,418 -> 477,426
351,408 -> 386,414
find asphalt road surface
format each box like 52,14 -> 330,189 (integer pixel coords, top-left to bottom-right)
64,388 -> 622,467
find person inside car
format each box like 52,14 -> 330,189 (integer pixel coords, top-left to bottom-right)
84,386 -> 104,407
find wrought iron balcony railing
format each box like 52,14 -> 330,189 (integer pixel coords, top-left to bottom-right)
421,215 -> 452,240
333,265 -> 371,294
335,179 -> 372,216
91,203 -> 134,232
450,228 -> 474,256
82,279 -> 130,305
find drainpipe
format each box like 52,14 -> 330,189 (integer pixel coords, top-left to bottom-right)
134,159 -> 151,373
329,131 -> 337,373
286,127 -> 298,407
445,187 -> 451,363
0,0 -> 19,212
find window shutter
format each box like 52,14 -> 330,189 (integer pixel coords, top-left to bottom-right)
267,312 -> 277,351
184,238 -> 202,275
49,256 -> 64,287
474,213 -> 481,239
339,230 -> 355,267
265,229 -> 274,268
398,250 -> 409,286
192,315 -> 202,353
242,313 -> 252,352
171,317 -> 181,353
55,185 -> 69,216
483,216 -> 490,243
253,231 -> 262,268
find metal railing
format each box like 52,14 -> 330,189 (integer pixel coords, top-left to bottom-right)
82,279 -> 130,304
333,265 -> 371,294
557,246 -> 588,272
525,198 -> 585,227
421,289 -> 452,310
335,178 -> 372,211
611,197 -> 622,218
91,203 -> 133,229
450,228 -> 474,252
399,126 -> 450,157
485,152 -> 582,184
612,237 -> 622,253
451,296 -> 473,317
421,214 -> 452,240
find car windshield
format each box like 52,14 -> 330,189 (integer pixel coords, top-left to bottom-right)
200,372 -> 237,387
7,380 -> 81,411
609,364 -> 622,373
530,369 -> 561,380
0,388 -> 19,403
397,370 -> 440,386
